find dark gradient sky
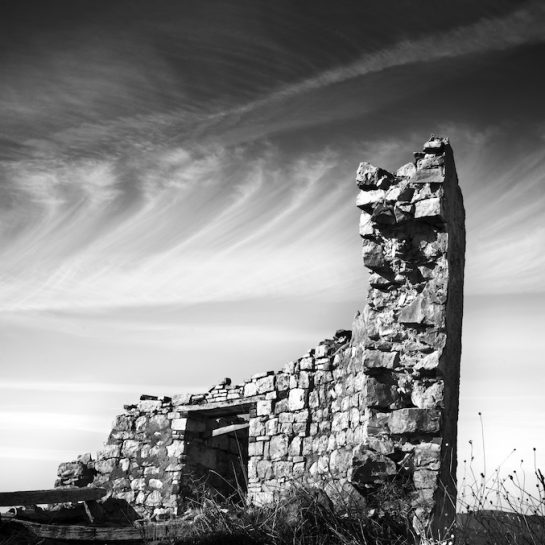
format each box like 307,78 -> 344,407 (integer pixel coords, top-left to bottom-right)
1,0 -> 544,492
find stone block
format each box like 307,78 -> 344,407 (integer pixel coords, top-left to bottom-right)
308,391 -> 320,409
410,167 -> 444,184
299,371 -> 311,389
363,350 -> 399,369
274,461 -> 293,478
330,449 -> 352,474
331,411 -> 349,432
249,418 -> 265,436
257,460 -> 273,479
276,374 -> 290,391
362,239 -> 386,270
367,411 -> 390,435
149,478 -> 163,490
396,162 -> 416,179
244,382 -> 257,397
265,418 -> 279,435
249,441 -> 264,457
256,375 -> 275,394
113,415 -> 133,432
247,459 -> 258,479
116,491 -> 135,504
171,418 -> 188,431
289,437 -> 302,456
269,435 -> 289,460
414,198 -> 444,221
145,490 -> 162,507
388,408 -> 441,434
122,440 -> 141,458
257,400 -> 273,416
172,393 -> 192,406
411,381 -> 444,409
97,444 -> 121,459
292,422 -> 307,435
413,469 -> 438,489
318,455 -> 330,474
349,407 -> 360,426
365,377 -> 398,408
149,414 -> 169,430
95,458 -> 117,474
166,441 -> 184,458
356,163 -> 393,189
288,389 -> 307,411
138,400 -> 162,412
398,293 -> 442,326
367,436 -> 395,455
417,155 -> 444,169
278,412 -> 294,423
130,477 -> 146,491
414,442 -> 441,469
415,351 -> 441,371
135,416 -> 148,432
356,189 -> 385,210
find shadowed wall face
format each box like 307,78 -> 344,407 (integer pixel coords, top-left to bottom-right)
354,136 -> 465,536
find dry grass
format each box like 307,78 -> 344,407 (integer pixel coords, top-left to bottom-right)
1,419 -> 544,544
159,479 -> 415,545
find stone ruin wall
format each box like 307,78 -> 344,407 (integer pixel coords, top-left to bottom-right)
56,136 -> 464,537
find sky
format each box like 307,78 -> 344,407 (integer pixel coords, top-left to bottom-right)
0,0 -> 544,498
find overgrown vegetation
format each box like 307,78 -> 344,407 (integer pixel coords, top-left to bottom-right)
153,439 -> 545,545
1,428 -> 544,544
455,450 -> 545,544
153,476 -> 416,545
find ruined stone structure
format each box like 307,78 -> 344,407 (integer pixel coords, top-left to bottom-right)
56,137 -> 465,537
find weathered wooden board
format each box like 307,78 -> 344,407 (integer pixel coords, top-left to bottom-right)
7,519 -> 142,541
210,422 -> 249,437
176,395 -> 264,416
0,487 -> 106,507
7,518 -> 192,542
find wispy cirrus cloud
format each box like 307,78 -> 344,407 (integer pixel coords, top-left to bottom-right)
2,122 -> 545,318
0,379 -> 202,394
0,143 -> 360,312
0,411 -> 107,434
230,2 -> 545,116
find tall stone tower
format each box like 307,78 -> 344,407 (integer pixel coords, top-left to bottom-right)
355,136 -> 465,537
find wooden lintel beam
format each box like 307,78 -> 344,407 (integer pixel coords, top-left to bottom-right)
0,487 -> 107,507
210,422 -> 249,438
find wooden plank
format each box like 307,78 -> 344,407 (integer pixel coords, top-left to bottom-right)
0,487 -> 107,507
2,504 -> 88,524
8,519 -> 193,542
210,422 -> 249,437
8,519 -> 142,541
176,395 -> 263,417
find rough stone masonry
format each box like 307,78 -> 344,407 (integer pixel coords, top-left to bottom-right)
56,136 -> 465,538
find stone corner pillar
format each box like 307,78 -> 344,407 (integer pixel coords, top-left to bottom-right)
354,136 -> 465,538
